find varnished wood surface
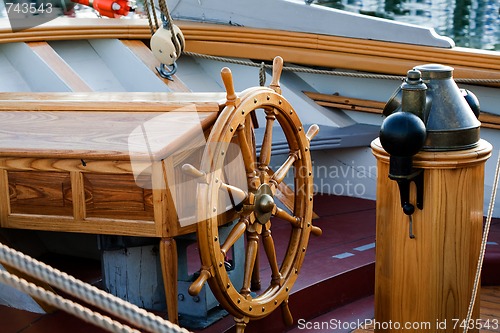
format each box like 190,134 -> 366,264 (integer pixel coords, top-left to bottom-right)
0,110 -> 214,160
28,42 -> 93,92
0,17 -> 151,42
0,92 -> 225,111
481,287 -> 500,332
372,139 -> 492,169
0,18 -> 497,87
160,238 -> 179,324
305,91 -> 500,130
0,24 -> 223,326
120,39 -> 191,93
372,141 -> 492,332
354,286 -> 500,333
0,91 -> 220,237
181,23 -> 500,87
3,215 -> 157,236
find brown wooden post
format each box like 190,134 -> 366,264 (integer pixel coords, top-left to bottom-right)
371,138 -> 492,332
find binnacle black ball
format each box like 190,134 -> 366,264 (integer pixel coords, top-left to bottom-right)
380,111 -> 427,157
461,89 -> 480,118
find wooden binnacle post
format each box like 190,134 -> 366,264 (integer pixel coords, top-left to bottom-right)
373,65 -> 489,332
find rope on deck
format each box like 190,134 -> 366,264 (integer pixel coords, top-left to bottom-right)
464,150 -> 500,333
0,268 -> 142,333
183,51 -> 500,85
0,242 -> 191,333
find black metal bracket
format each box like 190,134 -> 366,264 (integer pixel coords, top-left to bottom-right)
390,169 -> 424,239
391,169 -> 424,213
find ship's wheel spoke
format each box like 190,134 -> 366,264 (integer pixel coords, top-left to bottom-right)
240,228 -> 260,297
273,206 -> 301,228
258,108 -> 276,176
274,203 -> 323,236
271,150 -> 299,188
221,216 -> 249,257
218,180 -> 248,207
237,122 -> 259,190
262,225 -> 282,286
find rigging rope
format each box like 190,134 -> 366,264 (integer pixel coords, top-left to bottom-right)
143,0 -> 159,35
158,0 -> 174,36
149,0 -> 159,31
183,51 -> 404,81
142,0 -> 156,35
143,0 -> 175,36
183,51 -> 500,85
0,242 -> 191,333
259,62 -> 266,86
463,150 -> 500,333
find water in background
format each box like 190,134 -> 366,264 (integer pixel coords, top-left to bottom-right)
0,0 -> 497,50
315,0 -> 499,50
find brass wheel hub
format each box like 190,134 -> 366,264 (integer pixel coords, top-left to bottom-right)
254,183 -> 274,224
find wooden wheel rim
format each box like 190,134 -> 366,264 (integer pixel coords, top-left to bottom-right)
196,88 -> 314,319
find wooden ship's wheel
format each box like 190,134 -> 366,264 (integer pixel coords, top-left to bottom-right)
184,57 -> 322,331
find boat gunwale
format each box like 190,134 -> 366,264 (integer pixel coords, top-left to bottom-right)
0,18 -> 497,86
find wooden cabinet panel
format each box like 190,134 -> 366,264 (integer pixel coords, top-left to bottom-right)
8,171 -> 73,216
84,173 -> 154,221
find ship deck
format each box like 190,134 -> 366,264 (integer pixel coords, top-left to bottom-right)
0,194 -> 499,333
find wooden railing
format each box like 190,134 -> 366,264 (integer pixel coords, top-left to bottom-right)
0,18 -> 498,87
305,91 -> 500,129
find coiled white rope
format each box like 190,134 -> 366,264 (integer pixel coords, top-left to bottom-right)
0,242 -> 191,333
463,150 -> 500,333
